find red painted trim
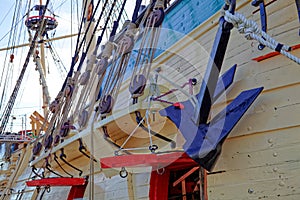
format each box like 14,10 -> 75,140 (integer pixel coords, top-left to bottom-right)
101,152 -> 198,200
149,170 -> 170,200
26,15 -> 56,21
100,152 -> 196,168
26,177 -> 86,187
27,178 -> 88,200
67,181 -> 88,200
252,43 -> 300,62
148,153 -> 198,200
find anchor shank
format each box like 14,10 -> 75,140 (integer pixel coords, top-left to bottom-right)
192,17 -> 233,125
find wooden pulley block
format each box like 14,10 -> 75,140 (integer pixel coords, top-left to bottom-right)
129,74 -> 147,96
96,58 -> 108,75
53,135 -> 60,146
64,85 -> 73,97
146,8 -> 165,27
60,121 -> 71,137
78,109 -> 89,127
79,71 -> 90,85
49,99 -> 59,113
99,94 -> 114,114
119,35 -> 134,54
43,135 -> 53,149
32,142 -> 42,156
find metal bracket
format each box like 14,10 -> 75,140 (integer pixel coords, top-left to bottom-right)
53,153 -> 73,177
60,149 -> 83,176
252,0 -> 267,50
78,139 -> 97,162
45,157 -> 63,177
32,166 -> 44,179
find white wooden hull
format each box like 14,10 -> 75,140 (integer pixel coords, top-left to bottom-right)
1,0 -> 300,199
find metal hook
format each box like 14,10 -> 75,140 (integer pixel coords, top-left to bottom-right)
32,166 -> 44,179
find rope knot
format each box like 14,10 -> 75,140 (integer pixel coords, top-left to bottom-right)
223,8 -> 299,64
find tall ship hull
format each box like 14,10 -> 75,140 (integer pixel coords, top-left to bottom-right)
1,0 -> 300,199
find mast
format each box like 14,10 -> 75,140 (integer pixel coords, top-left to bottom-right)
39,0 -> 49,116
25,0 -> 58,117
0,0 -> 53,135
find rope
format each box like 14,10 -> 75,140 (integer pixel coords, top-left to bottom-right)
224,10 -> 300,64
49,0 -> 114,144
0,0 -> 51,135
154,72 -> 197,108
74,0 -> 124,118
0,1 -> 23,91
89,113 -> 96,200
129,1 -> 165,98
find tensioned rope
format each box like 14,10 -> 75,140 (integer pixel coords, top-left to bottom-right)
0,0 -> 51,135
56,0 -> 113,123
0,0 -> 22,109
223,10 -> 300,64
59,0 -> 108,92
35,0 -> 120,158
129,0 -> 165,99
75,0 -> 128,121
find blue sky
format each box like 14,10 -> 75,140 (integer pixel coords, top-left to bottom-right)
0,0 -> 182,132
0,0 -> 135,132
0,0 -> 71,131
0,0 -> 83,132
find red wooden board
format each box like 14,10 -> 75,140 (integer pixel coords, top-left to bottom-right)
100,152 -> 197,169
252,44 -> 300,62
26,177 -> 86,187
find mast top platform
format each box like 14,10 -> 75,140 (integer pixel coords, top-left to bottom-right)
25,5 -> 57,32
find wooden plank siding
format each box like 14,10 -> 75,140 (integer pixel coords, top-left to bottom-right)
106,0 -> 300,199
6,0 -> 299,199
52,0 -> 300,198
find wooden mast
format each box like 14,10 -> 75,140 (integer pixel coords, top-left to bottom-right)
39,0 -> 49,116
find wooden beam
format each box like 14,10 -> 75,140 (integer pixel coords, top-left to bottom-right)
173,167 -> 199,187
182,179 -> 187,200
26,177 -> 86,186
0,28 -> 104,52
100,152 -> 196,168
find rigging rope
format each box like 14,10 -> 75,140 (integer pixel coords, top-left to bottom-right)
55,0 -> 112,121
0,0 -> 51,135
46,37 -> 68,79
37,0 -> 126,157
223,10 -> 300,64
0,1 -> 23,93
60,0 -> 108,92
76,0 -> 128,119
129,0 -> 165,98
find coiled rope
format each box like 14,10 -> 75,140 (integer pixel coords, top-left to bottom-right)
223,10 -> 300,64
